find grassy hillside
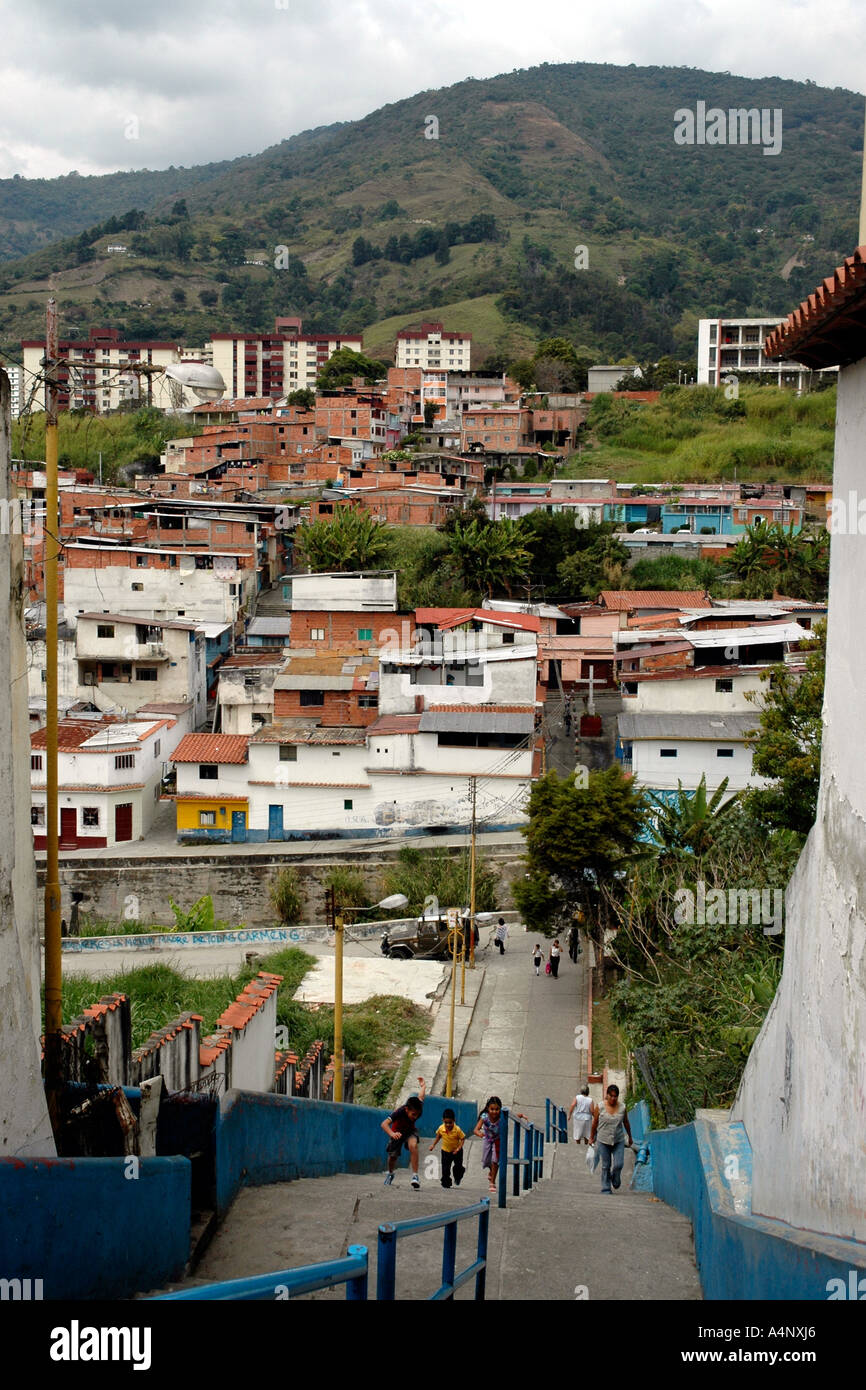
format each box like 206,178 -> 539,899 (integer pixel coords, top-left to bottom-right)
0,62 -> 861,366
572,384 -> 837,484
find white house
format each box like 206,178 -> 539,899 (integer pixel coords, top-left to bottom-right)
31,715 -> 175,849
616,710 -> 765,794
287,570 -> 397,612
63,543 -> 256,627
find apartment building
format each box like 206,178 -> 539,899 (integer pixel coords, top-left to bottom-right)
21,328 -> 194,415
62,541 -> 256,627
395,322 -> 471,371
460,406 -> 532,452
696,317 -> 813,389
210,318 -> 362,400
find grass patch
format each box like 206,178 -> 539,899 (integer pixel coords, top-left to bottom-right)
590,995 -> 628,1074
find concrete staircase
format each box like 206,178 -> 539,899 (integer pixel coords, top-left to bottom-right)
154,1135 -> 701,1301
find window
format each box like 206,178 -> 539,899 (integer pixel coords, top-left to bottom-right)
717,748 -> 734,758
131,582 -> 143,592
136,555 -> 148,567
502,631 -> 514,645
358,694 -> 378,708
154,740 -> 161,757
114,754 -> 135,770
199,764 -> 218,780
97,624 -> 115,639
101,663 -> 117,678
344,799 -> 353,811
310,628 -> 325,641
82,808 -> 99,827
31,806 -> 45,826
331,750 -> 341,757
715,678 -> 733,693
300,690 -> 324,707
358,628 -> 373,642
31,754 -> 43,771
199,811 -> 216,827
623,682 -> 638,696
136,667 -> 158,681
279,744 -> 297,761
659,749 -> 678,758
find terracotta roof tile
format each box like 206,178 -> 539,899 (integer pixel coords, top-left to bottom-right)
765,244 -> 866,368
171,733 -> 250,764
599,590 -> 710,611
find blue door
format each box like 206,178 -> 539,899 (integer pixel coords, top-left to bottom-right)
231,811 -> 247,843
268,805 -> 283,840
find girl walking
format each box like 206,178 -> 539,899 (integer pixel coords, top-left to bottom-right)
474,1096 -> 503,1193
532,942 -> 544,976
549,940 -> 562,978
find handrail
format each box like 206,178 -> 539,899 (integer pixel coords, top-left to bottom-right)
377,1198 -> 490,1301
154,1246 -> 369,1301
497,1108 -> 543,1209
545,1097 -> 568,1144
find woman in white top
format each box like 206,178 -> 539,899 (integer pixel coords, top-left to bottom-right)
567,1086 -> 594,1144
549,940 -> 562,978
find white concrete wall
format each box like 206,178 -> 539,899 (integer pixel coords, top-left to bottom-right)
228,991 -> 277,1093
379,650 -> 537,715
64,556 -> 253,626
0,369 -> 55,1156
630,672 -> 764,713
289,571 -> 397,611
631,739 -> 762,792
733,354 -> 866,1242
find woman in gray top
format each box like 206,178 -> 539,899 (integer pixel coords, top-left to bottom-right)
589,1084 -> 634,1193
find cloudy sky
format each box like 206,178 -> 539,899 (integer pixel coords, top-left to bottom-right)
1,0 -> 863,179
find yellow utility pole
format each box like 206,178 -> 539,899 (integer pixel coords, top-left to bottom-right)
42,297 -> 63,1132
860,98 -> 866,245
330,888 -> 345,1103
468,776 -> 477,969
445,908 -> 460,1097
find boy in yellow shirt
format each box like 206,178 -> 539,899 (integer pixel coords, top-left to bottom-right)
429,1108 -> 466,1189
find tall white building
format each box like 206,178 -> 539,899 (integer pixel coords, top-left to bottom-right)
210,318 -> 362,400
696,317 -> 813,389
395,322 -> 471,371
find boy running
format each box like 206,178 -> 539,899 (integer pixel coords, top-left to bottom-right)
429,1108 -> 466,1189
382,1077 -> 426,1189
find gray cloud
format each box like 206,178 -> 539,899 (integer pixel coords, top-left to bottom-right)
0,0 -> 862,178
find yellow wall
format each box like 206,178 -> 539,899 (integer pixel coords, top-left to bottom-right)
176,799 -> 247,831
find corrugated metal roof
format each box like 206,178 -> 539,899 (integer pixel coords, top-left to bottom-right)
617,713 -> 760,741
420,711 -> 534,735
600,590 -> 710,610
246,617 -> 293,636
367,715 -> 423,735
171,734 -> 250,763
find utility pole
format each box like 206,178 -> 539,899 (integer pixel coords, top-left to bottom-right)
468,776 -> 477,968
445,908 -> 460,1097
327,887 -> 345,1103
42,297 -> 63,1134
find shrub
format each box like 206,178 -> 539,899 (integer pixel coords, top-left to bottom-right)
270,868 -> 306,924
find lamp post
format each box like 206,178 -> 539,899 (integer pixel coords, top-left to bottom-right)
38,308 -> 225,1129
327,890 -> 409,1102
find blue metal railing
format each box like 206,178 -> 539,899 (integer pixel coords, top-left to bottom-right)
497,1108 -> 544,1209
154,1246 -> 369,1301
377,1199 -> 490,1301
545,1098 -> 568,1144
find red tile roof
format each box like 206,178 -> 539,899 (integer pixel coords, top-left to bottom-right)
765,244 -> 866,369
171,733 -> 250,764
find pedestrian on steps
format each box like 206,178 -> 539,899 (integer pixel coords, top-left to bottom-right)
494,918 -> 508,954
532,942 -> 544,976
474,1095 -> 503,1193
567,1086 -> 594,1145
429,1108 -> 466,1189
549,940 -> 561,978
382,1076 -> 426,1189
589,1084 -> 634,1193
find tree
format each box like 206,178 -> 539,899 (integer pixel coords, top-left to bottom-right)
513,767 -> 648,958
216,230 -> 246,266
648,776 -> 740,866
295,505 -> 390,571
316,348 -> 387,390
446,518 -> 531,600
556,533 -> 629,599
723,522 -> 829,602
743,622 -> 825,835
286,388 -> 315,408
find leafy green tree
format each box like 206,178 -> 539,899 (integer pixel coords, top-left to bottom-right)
743,622 -> 825,835
648,776 -> 740,866
295,505 -> 390,571
316,348 -> 388,390
513,767 -> 648,958
286,388 -> 315,408
216,229 -> 246,266
446,517 -> 531,599
556,533 -> 629,599
723,522 -> 829,602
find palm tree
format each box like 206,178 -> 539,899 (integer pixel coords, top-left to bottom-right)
295,505 -> 390,572
446,518 -> 531,600
648,776 -> 739,864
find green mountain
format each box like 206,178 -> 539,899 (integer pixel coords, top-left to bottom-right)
0,62 -> 861,367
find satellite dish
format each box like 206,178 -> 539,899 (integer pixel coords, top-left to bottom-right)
164,363 -> 226,403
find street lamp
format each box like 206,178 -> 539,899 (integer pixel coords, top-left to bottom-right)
327,890 -> 409,1103
39,299 -> 226,1129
